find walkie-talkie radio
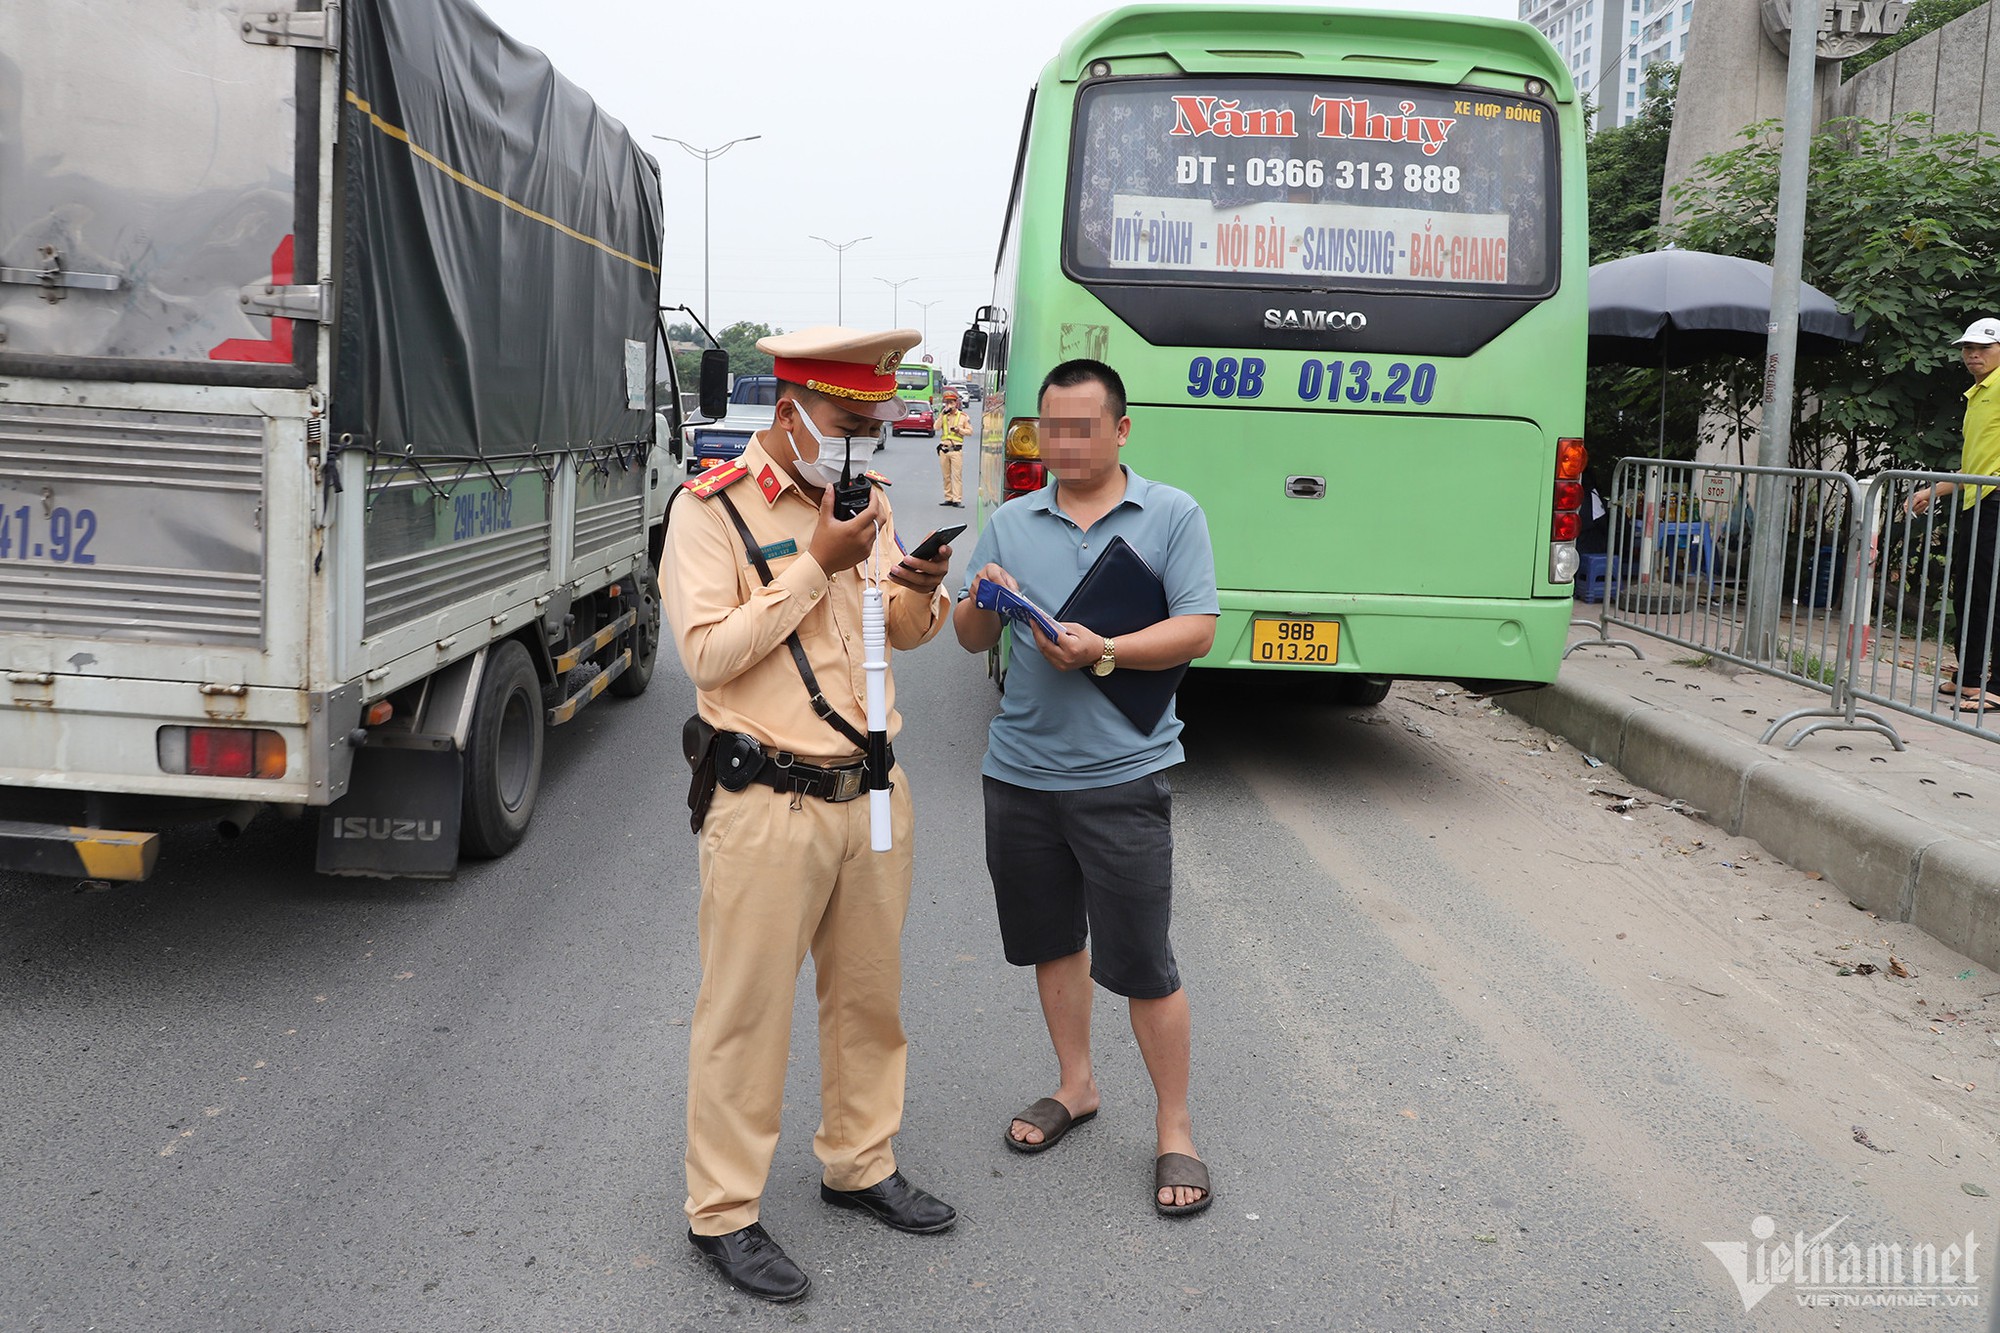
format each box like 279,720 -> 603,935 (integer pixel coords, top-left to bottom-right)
832,449 -> 872,521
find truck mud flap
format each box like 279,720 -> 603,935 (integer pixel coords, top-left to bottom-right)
0,820 -> 160,881
316,745 -> 462,879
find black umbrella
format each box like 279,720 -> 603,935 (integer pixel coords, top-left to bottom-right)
1588,249 -> 1863,368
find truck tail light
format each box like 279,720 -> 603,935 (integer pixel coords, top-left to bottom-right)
158,727 -> 288,779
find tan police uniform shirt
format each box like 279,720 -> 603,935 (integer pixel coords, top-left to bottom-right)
664,432 -> 947,758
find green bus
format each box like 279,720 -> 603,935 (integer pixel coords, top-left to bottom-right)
896,362 -> 944,407
960,5 -> 1587,697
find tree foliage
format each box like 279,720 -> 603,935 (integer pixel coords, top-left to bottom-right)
1585,65 -> 1692,464
664,319 -> 783,396
1586,64 -> 1678,262
1843,0 -> 1988,78
1666,114 -> 2000,471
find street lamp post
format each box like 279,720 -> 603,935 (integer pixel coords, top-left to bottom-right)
875,276 -> 917,329
650,134 -> 761,330
810,235 -> 870,323
911,298 -> 942,358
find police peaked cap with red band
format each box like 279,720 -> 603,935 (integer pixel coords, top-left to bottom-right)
758,325 -> 922,422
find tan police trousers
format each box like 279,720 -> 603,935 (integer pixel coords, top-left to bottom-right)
684,765 -> 914,1235
939,446 -> 963,504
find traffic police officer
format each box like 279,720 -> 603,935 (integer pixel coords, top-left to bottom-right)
937,388 -> 969,507
662,326 -> 957,1303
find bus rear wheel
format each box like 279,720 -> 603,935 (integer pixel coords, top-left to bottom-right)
1328,675 -> 1392,706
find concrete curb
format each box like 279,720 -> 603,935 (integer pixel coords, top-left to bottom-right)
1503,676 -> 2000,973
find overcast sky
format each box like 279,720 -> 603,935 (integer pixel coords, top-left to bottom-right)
469,0 -> 1518,360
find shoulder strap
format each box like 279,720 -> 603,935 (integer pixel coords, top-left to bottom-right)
713,489 -> 870,752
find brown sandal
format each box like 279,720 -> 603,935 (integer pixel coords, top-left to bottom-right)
1005,1097 -> 1096,1155
1154,1152 -> 1213,1217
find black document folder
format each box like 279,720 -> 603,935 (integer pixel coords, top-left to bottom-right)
1055,535 -> 1184,733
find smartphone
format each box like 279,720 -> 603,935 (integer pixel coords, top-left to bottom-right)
907,523 -> 967,562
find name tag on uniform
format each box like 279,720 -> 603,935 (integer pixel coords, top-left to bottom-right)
757,538 -> 799,560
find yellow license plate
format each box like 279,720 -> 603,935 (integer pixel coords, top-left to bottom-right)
1250,617 -> 1337,665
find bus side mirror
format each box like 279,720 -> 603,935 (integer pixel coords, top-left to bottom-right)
699,349 -> 730,420
959,327 -> 988,371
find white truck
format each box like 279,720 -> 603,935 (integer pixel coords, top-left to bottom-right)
0,0 -> 715,878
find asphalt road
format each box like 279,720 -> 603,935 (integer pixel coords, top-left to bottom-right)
1,431 -> 1988,1332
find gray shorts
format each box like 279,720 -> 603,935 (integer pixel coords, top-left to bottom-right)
981,772 -> 1180,999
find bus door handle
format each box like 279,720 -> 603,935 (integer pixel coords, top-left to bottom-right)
1285,476 -> 1327,500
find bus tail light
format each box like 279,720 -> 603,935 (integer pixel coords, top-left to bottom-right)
157,726 -> 288,779
1005,419 -> 1041,460
1550,438 -> 1586,583
1005,461 -> 1047,495
1556,438 -> 1587,480
1003,418 -> 1044,499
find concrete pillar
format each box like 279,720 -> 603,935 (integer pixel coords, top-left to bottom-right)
1662,3 -> 1844,230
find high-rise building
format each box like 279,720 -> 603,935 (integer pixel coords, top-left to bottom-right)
1518,0 -> 1697,130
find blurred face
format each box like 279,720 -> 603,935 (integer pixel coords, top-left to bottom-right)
1038,380 -> 1129,485
1963,342 -> 2000,382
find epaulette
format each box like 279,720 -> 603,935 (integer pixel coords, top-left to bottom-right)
863,469 -> 892,487
683,459 -> 749,498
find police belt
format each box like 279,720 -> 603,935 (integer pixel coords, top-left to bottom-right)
731,736 -> 893,803
938,442 -> 962,452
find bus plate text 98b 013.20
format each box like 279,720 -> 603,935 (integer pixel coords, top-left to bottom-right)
1250,616 -> 1336,664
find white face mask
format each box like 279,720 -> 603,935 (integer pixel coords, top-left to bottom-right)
785,399 -> 880,488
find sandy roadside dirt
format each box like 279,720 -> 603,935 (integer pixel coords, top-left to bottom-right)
1234,679 -> 1997,1293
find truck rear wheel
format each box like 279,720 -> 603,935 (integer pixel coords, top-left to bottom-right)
461,641 -> 544,858
610,571 -> 661,698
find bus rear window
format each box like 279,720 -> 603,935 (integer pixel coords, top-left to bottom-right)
1066,77 -> 1556,296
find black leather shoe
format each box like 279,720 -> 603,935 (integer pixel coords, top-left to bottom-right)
687,1223 -> 811,1303
820,1170 -> 957,1234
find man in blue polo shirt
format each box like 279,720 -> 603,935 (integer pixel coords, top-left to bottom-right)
952,358 -> 1219,1216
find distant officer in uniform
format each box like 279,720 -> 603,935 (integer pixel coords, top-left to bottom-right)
937,388 -> 969,507
663,326 -> 958,1303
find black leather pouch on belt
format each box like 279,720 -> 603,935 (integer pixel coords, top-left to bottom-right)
714,730 -> 766,792
682,714 -> 718,834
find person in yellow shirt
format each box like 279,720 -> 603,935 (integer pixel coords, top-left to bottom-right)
1908,317 -> 2000,710
937,389 -> 970,507
662,326 -> 958,1303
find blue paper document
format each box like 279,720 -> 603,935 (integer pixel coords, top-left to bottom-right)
974,580 -> 1064,642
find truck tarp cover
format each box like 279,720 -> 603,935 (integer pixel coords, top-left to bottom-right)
335,0 -> 662,459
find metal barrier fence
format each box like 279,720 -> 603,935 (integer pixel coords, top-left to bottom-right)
1849,470 -> 2000,744
1565,457 -> 2000,750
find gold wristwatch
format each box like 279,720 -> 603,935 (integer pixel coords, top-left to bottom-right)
1089,636 -> 1117,676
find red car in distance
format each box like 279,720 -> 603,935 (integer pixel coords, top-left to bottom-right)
891,401 -> 937,437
